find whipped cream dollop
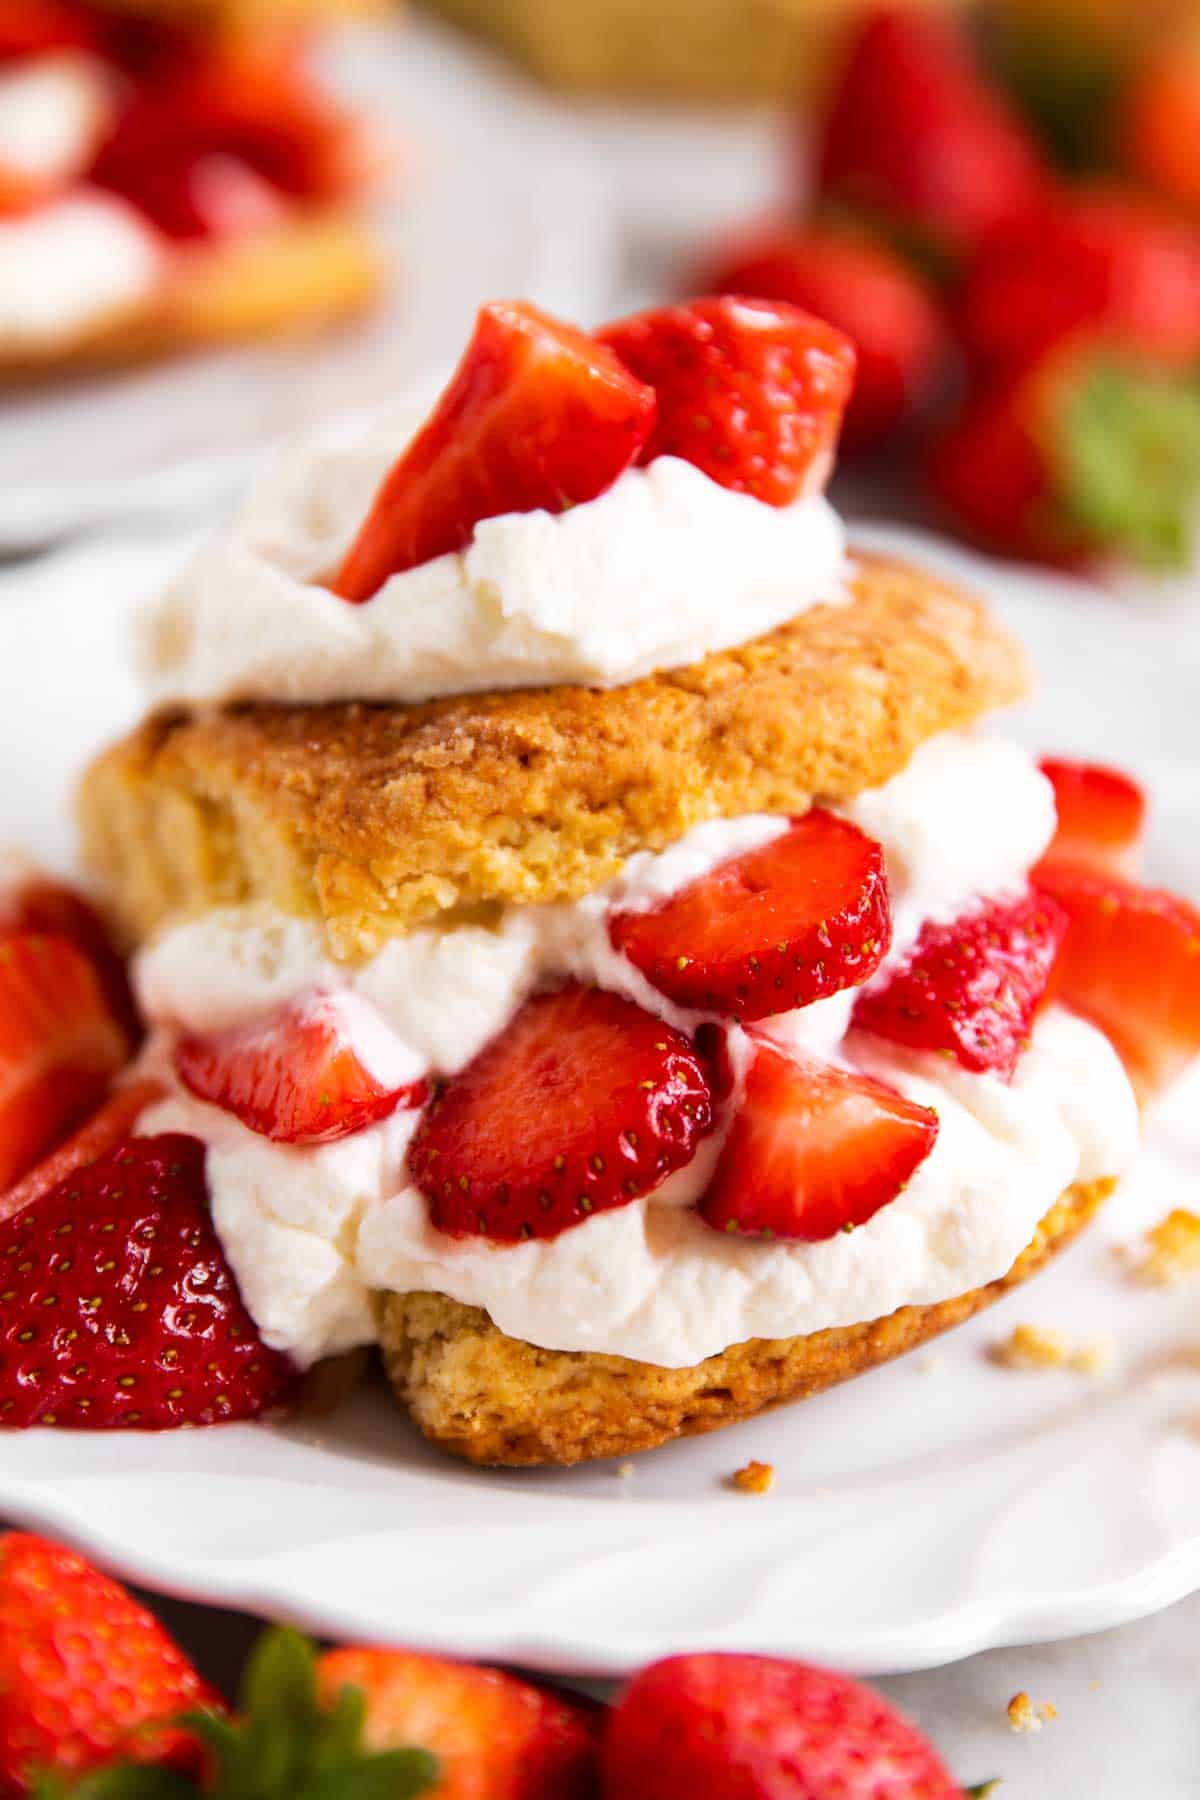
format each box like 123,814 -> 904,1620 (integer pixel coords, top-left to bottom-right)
0,190 -> 164,348
133,733 -> 1139,1368
0,53 -> 112,188
142,411 -> 850,709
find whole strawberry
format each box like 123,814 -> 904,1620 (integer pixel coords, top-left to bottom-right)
0,1133 -> 294,1429
603,1653 -> 963,1799
0,1531 -> 219,1792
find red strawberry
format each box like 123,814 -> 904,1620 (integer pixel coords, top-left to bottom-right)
1035,863 -> 1200,1100
598,296 -> 856,505
0,932 -> 130,1192
610,811 -> 891,1021
604,1653 -> 963,1799
0,1133 -> 294,1428
0,1077 -> 163,1226
0,874 -> 139,1043
0,2 -> 97,60
318,1648 -> 602,1800
853,892 -> 1068,1080
1036,757 -> 1146,879
175,993 -> 427,1145
925,338 -> 1200,569
409,984 -> 714,1242
699,1036 -> 938,1241
955,188 -> 1200,378
702,225 -> 949,455
0,1531 -> 220,1792
332,301 -> 656,600
814,5 -> 1046,263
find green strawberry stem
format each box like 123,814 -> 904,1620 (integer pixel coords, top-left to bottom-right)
1051,353 -> 1200,570
33,1629 -> 438,1800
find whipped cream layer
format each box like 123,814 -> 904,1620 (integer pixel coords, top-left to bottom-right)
141,420 -> 849,709
0,190 -> 164,348
133,732 -> 1138,1368
0,53 -> 112,187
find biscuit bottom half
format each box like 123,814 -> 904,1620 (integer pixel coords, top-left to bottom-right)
377,1178 -> 1114,1466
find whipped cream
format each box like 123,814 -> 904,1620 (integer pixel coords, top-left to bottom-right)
130,732 -> 1139,1369
0,190 -> 164,348
141,424 -> 849,709
0,54 -> 112,189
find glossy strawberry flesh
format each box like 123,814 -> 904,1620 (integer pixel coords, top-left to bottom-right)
604,1653 -> 962,1800
0,2 -> 97,61
1036,864 -> 1200,1099
853,892 -> 1068,1080
175,995 -> 427,1145
1,876 -> 140,1044
333,301 -> 655,601
0,1532 -> 220,1790
611,811 -> 891,1021
0,1078 -> 163,1227
1037,757 -> 1146,878
0,932 -> 129,1191
699,1038 -> 938,1241
598,295 -> 855,506
0,1133 -> 294,1429
409,984 -> 714,1242
703,228 -> 947,455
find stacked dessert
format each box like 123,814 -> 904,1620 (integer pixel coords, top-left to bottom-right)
2,292 -> 1189,1463
0,0 -> 381,373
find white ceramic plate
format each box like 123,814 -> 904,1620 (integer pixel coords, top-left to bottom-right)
0,525 -> 1197,1675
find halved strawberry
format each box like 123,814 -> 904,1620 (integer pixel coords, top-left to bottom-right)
853,892 -> 1068,1080
699,1037 -> 938,1240
0,932 -> 130,1191
1035,863 -> 1200,1099
331,301 -> 656,601
610,811 -> 891,1021
0,1133 -> 295,1428
598,296 -> 856,505
409,984 -> 714,1242
0,1077 -> 163,1226
0,874 -> 139,1042
1036,757 -> 1147,878
175,993 -> 427,1145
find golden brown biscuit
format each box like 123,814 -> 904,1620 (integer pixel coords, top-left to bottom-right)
0,209 -> 382,383
378,1178 -> 1113,1466
79,553 -> 1026,957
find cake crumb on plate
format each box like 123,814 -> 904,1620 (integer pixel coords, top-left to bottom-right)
1007,1692 -> 1057,1733
1129,1209 -> 1200,1286
990,1322 -> 1115,1375
729,1460 -> 775,1495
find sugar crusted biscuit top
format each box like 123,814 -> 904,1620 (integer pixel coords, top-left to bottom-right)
80,553 -> 1026,959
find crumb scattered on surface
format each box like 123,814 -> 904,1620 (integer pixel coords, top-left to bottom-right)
615,1461 -> 635,1480
1130,1209 -> 1200,1286
729,1459 -> 775,1495
1007,1692 -> 1057,1734
990,1322 -> 1115,1375
915,1353 -> 943,1375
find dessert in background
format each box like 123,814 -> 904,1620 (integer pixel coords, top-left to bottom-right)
0,0 -> 384,375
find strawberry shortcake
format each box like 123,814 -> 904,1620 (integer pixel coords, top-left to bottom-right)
27,293 -> 1198,1461
0,0 -> 381,375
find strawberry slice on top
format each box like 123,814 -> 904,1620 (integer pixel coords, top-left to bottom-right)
175,992 -> 427,1145
409,984 -> 714,1242
331,300 -> 657,602
1035,863 -> 1200,1100
1036,757 -> 1147,879
0,931 -> 130,1191
699,1036 -> 938,1241
610,810 -> 891,1021
853,892 -> 1068,1081
598,296 -> 856,506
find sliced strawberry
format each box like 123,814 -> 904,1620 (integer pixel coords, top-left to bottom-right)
0,874 -> 139,1042
0,1532 -> 220,1791
699,1037 -> 938,1241
853,892 -> 1068,1080
611,811 -> 891,1021
1035,863 -> 1200,1099
0,2 -> 97,61
0,932 -> 130,1191
175,993 -> 427,1146
598,295 -> 856,505
1037,757 -> 1147,879
0,1077 -> 163,1226
409,984 -> 714,1242
331,301 -> 656,600
0,1133 -> 295,1428
318,1648 -> 602,1800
